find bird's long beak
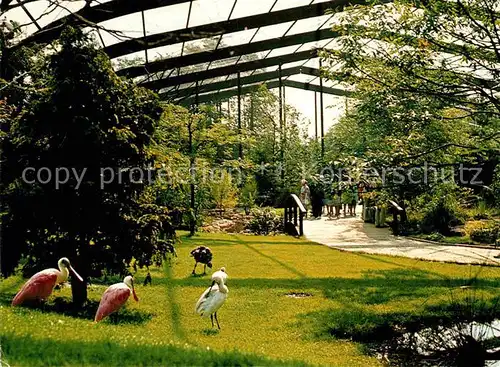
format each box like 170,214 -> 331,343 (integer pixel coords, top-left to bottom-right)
208,280 -> 215,293
132,282 -> 139,302
69,266 -> 84,282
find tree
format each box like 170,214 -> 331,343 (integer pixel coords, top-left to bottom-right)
243,85 -> 312,206
327,0 -> 500,118
1,28 -> 173,304
209,170 -> 238,215
240,176 -> 257,215
320,0 -> 500,222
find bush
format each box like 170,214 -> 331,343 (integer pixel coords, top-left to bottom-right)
422,232 -> 445,242
461,200 -> 493,221
420,186 -> 462,235
240,176 -> 258,215
464,221 -> 499,244
247,207 -> 284,235
492,165 -> 500,206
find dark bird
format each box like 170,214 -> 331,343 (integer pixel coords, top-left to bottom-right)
143,271 -> 152,286
190,246 -> 213,275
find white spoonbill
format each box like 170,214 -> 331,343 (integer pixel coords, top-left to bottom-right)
12,257 -> 83,306
195,267 -> 228,329
210,267 -> 227,283
94,275 -> 139,322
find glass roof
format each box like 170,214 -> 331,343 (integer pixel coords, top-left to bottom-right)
2,0 -> 352,135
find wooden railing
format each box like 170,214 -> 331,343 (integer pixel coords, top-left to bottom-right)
388,200 -> 407,235
362,199 -> 407,231
283,194 -> 306,236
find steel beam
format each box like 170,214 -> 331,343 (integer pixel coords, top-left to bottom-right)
179,81 -> 281,106
13,0 -> 193,49
178,80 -> 351,105
117,28 -> 336,79
144,49 -> 318,90
102,1 -> 347,59
163,66 -> 305,100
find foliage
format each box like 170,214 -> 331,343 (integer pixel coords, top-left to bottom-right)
464,221 -> 499,244
209,170 -> 238,214
244,85 -> 313,206
239,175 -> 258,214
247,207 -> 284,235
0,28 -> 173,287
421,232 -> 445,242
463,201 -> 493,221
321,0 -> 500,233
492,166 -> 500,206
420,185 -> 463,235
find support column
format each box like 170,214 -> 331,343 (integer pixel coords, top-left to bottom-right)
314,91 -> 318,140
319,59 -> 325,159
282,82 -> 286,180
278,64 -> 284,179
189,81 -> 199,236
141,11 -> 149,65
237,72 -> 243,159
250,94 -> 255,130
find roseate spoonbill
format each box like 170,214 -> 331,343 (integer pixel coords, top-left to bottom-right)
195,267 -> 228,329
190,246 -> 212,275
94,275 -> 139,322
11,257 -> 83,306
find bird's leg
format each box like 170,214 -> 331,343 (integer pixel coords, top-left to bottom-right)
214,312 -> 221,330
192,262 -> 198,275
210,314 -> 214,328
203,264 -> 206,275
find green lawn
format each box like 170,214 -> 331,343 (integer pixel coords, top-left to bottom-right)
1,232 -> 500,366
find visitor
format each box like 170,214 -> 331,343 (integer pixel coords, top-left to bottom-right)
341,187 -> 354,217
350,185 -> 358,216
299,179 -> 311,217
309,181 -> 324,219
323,187 -> 333,219
333,190 -> 342,218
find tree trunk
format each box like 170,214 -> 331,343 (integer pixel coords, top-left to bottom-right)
71,274 -> 87,307
71,240 -> 88,307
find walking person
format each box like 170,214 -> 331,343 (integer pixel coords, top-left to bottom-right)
341,187 -> 355,217
309,180 -> 324,219
299,179 -> 311,218
333,190 -> 342,219
351,184 -> 359,216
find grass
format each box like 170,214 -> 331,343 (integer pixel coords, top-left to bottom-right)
1,232 -> 500,366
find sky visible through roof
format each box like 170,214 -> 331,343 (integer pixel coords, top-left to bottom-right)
4,0 -> 353,137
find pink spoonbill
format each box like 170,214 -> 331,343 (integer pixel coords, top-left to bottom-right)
94,275 -> 139,322
195,267 -> 228,329
11,257 -> 83,306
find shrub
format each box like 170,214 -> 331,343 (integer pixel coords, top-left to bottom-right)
247,207 -> 284,235
209,171 -> 238,214
240,176 -> 258,215
492,165 -> 500,206
420,186 -> 462,235
464,221 -> 499,244
461,200 -> 493,221
423,232 -> 445,242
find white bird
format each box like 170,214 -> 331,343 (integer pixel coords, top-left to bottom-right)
211,267 -> 227,283
195,267 -> 228,329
